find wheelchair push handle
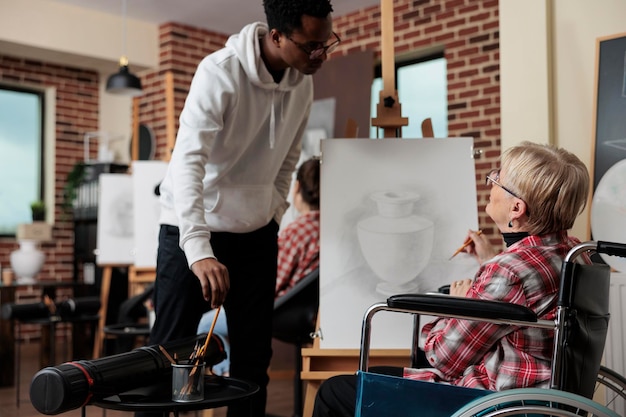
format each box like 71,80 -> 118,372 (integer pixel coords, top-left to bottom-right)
597,241 -> 626,258
564,240 -> 626,263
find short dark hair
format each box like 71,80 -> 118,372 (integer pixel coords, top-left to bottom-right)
263,0 -> 334,35
296,157 -> 321,210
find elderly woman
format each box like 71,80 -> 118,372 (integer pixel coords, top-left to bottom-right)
312,141 -> 590,417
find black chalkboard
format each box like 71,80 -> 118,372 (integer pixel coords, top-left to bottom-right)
592,33 -> 626,190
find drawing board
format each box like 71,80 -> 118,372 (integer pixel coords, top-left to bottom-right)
96,173 -> 134,265
319,138 -> 480,349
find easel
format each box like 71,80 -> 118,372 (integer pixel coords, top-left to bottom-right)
302,129 -> 439,416
300,2 -> 424,415
92,264 -> 130,358
125,71 -> 175,296
300,317 -> 411,417
371,0 -> 408,138
91,97 -> 139,358
92,74 -> 176,359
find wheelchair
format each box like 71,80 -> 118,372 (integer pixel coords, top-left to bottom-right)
357,240 -> 626,417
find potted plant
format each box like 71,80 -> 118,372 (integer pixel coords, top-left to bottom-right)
30,200 -> 46,222
63,162 -> 87,214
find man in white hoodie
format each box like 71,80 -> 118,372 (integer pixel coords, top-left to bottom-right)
149,1 -> 337,416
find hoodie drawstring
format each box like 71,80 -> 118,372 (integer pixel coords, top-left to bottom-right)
269,90 -> 276,149
280,93 -> 285,122
269,90 -> 286,149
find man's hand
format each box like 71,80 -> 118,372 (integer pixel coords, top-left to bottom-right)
191,258 -> 230,308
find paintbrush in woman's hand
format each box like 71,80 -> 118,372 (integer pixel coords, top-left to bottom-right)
449,230 -> 483,260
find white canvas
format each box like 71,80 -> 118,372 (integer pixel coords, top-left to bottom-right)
320,138 -> 480,349
96,173 -> 134,265
132,160 -> 168,268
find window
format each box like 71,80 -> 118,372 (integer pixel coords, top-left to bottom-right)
370,53 -> 447,138
0,85 -> 44,236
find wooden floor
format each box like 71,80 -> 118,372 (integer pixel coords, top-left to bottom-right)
0,341 -> 295,417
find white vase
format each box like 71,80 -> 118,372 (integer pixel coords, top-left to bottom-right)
357,191 -> 434,295
10,240 -> 45,284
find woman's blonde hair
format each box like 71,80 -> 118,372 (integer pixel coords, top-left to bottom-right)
501,141 -> 589,235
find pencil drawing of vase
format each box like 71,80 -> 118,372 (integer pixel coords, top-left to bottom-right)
357,190 -> 434,296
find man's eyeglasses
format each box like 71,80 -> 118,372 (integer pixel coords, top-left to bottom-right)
287,31 -> 341,60
485,169 -> 522,200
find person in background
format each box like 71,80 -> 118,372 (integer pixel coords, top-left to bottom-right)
198,156 -> 321,375
312,141 -> 591,417
148,1 -> 337,416
276,156 -> 320,297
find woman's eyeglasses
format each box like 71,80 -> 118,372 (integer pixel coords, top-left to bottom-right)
485,169 -> 522,200
287,31 -> 341,60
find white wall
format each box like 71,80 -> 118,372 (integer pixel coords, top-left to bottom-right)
500,0 -> 626,239
500,1 -> 553,146
98,85 -> 134,164
0,0 -> 157,72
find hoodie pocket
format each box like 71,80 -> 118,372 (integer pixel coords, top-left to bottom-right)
203,185 -> 274,232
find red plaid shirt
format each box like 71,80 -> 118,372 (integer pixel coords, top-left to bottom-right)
403,231 -> 587,391
275,211 -> 320,298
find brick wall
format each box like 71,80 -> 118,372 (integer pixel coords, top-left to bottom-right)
0,56 -> 99,285
0,57 -> 99,340
137,23 -> 228,161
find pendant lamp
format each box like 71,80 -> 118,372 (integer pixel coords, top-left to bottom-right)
106,0 -> 143,97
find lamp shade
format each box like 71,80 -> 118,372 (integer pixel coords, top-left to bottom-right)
106,64 -> 143,97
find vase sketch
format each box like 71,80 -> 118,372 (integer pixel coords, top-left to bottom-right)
10,240 -> 45,284
357,191 -> 434,295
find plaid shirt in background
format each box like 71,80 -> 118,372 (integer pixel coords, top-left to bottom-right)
275,210 -> 320,298
403,231 -> 588,391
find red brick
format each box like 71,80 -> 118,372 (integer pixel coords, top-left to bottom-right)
446,18 -> 467,28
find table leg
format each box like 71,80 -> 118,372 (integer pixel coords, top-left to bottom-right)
50,321 -> 56,365
0,286 -> 16,387
15,321 -> 20,407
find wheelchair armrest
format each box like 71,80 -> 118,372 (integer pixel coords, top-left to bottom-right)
387,293 -> 538,322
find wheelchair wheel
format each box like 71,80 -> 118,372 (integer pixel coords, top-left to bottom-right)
595,365 -> 626,412
450,388 -> 620,417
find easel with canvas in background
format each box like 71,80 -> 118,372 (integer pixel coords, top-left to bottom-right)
93,73 -> 176,358
300,1 -> 433,415
92,95 -> 141,360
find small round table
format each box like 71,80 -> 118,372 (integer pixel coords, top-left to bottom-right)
102,323 -> 151,355
91,375 -> 259,417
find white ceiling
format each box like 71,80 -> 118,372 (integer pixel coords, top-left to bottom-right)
46,0 -> 380,34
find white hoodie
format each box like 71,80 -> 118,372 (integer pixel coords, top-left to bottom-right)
159,22 -> 313,267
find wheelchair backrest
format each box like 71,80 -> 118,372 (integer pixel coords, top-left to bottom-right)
556,262 -> 611,399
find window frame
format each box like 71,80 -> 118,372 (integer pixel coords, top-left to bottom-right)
371,50 -> 447,139
373,50 -> 445,81
0,83 -> 46,237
